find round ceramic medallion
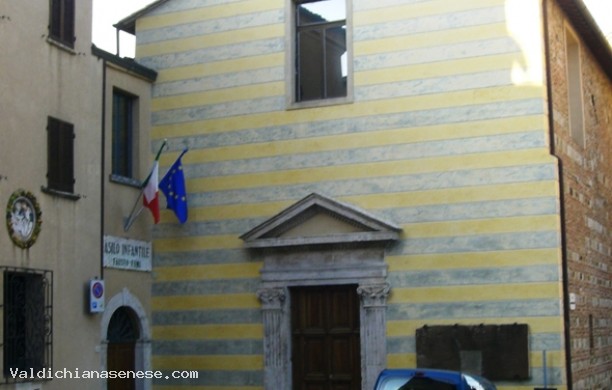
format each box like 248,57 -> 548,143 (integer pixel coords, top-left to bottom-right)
6,189 -> 42,249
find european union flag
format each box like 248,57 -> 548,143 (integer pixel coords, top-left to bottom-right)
160,149 -> 188,223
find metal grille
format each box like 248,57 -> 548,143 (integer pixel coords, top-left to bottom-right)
0,267 -> 53,383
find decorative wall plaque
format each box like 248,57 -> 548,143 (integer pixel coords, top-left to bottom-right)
6,189 -> 42,249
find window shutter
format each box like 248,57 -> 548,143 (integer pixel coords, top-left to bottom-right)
47,117 -> 74,193
49,0 -> 62,40
64,0 -> 75,45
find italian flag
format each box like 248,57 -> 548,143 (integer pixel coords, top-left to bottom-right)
142,160 -> 160,224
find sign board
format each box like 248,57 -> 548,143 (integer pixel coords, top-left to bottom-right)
103,235 -> 152,272
89,279 -> 105,313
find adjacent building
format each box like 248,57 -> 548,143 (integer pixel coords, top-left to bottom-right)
1,1 -> 156,389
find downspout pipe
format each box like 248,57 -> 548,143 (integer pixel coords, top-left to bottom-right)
542,1 -> 573,389
100,56 -> 107,279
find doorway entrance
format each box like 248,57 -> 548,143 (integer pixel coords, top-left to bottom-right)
291,285 -> 361,390
107,306 -> 139,390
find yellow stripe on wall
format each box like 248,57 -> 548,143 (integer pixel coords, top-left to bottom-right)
389,282 -> 561,304
155,263 -> 261,281
153,324 -> 263,340
153,355 -> 263,371
387,316 -> 563,336
152,294 -> 259,311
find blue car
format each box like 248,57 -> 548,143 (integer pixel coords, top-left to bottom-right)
374,369 -> 497,390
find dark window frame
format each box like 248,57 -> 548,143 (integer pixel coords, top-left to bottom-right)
294,0 -> 348,103
1,267 -> 53,383
46,116 -> 75,195
49,0 -> 75,48
112,89 -> 138,180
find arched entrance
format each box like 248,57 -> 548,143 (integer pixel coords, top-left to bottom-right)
107,306 -> 140,390
101,288 -> 152,390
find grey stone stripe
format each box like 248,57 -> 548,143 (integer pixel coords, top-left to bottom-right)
154,339 -> 262,355
153,248 -> 250,267
388,264 -> 561,288
144,0 -> 243,17
391,231 -> 559,256
387,299 -> 561,320
153,279 -> 260,296
152,308 -> 262,326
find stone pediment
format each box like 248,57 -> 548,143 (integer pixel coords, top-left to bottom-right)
240,193 -> 401,248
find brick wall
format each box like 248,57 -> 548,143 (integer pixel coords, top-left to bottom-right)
547,1 -> 612,389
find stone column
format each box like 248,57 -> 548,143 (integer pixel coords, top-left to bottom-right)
257,287 -> 289,390
358,283 -> 391,390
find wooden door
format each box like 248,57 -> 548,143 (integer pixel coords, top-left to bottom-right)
291,285 -> 361,390
107,342 -> 136,390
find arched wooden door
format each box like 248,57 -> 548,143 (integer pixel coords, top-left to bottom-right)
107,306 -> 140,390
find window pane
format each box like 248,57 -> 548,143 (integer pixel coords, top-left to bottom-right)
298,0 -> 345,25
112,92 -> 134,178
325,25 -> 347,98
298,29 -> 324,101
295,0 -> 347,102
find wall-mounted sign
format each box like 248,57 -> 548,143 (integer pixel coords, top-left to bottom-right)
103,235 -> 152,272
6,189 -> 42,249
89,279 -> 105,313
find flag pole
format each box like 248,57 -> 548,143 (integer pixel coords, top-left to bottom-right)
123,140 -> 168,231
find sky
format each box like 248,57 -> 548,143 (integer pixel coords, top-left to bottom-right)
92,0 -> 612,58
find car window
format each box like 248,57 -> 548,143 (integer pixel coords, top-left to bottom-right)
397,377 -> 457,390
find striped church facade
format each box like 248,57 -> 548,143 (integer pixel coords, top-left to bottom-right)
123,0 -> 611,389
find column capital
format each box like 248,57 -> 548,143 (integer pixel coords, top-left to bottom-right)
357,283 -> 391,307
257,287 -> 286,310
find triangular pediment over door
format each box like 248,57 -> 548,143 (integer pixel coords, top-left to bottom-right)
240,192 -> 401,249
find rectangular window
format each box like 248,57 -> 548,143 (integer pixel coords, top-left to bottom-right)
2,268 -> 53,379
565,28 -> 584,147
47,116 -> 75,193
294,0 -> 348,102
49,0 -> 75,47
112,90 -> 137,179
